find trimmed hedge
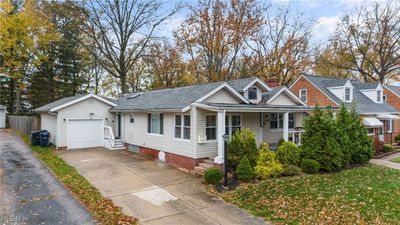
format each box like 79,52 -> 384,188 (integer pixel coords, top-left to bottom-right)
301,159 -> 320,174
383,144 -> 394,153
282,164 -> 301,176
255,143 -> 283,178
276,141 -> 301,166
204,168 -> 223,185
236,156 -> 254,181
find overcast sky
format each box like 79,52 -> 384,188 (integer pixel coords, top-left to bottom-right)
157,0 -> 378,43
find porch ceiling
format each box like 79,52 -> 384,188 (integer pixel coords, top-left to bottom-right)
193,102 -> 318,112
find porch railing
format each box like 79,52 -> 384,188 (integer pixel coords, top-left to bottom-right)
289,129 -> 304,145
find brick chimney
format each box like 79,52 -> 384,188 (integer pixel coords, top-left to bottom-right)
265,77 -> 279,88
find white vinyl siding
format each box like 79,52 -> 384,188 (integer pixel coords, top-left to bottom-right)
123,110 -> 197,158
203,88 -> 241,104
377,90 -> 382,103
268,93 -> 298,105
57,97 -> 115,147
40,113 -> 57,145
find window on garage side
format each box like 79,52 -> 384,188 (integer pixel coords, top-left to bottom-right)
148,113 -> 163,135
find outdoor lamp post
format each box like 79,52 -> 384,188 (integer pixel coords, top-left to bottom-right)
222,134 -> 229,187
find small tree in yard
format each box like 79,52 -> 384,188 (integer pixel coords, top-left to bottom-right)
255,143 -> 283,178
227,128 -> 259,169
336,104 -> 373,166
276,141 -> 301,166
301,106 -> 343,172
236,156 -> 254,181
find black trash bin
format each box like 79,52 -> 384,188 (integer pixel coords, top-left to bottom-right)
39,131 -> 49,147
31,130 -> 46,146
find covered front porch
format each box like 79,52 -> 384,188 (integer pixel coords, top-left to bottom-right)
193,103 -> 314,164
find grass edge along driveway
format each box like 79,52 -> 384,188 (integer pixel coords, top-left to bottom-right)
22,135 -> 138,225
223,165 -> 400,225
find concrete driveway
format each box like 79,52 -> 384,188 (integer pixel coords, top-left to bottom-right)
57,148 -> 266,225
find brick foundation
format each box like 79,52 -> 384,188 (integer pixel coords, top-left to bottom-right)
57,146 -> 67,150
138,146 -> 206,170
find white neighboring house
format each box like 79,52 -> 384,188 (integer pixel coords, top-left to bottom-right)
33,94 -> 118,150
0,104 -> 6,128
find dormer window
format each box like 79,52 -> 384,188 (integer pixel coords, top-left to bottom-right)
345,88 -> 351,102
248,87 -> 257,100
377,90 -> 382,102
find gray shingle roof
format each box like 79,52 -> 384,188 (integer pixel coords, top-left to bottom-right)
33,95 -> 83,113
302,74 -> 398,114
262,86 -> 285,102
227,77 -> 257,91
386,85 -> 400,97
0,104 -> 5,110
114,81 -> 226,111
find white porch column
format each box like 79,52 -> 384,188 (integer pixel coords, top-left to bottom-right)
283,112 -> 289,141
215,110 -> 226,164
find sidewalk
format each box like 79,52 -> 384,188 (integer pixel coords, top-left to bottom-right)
370,153 -> 400,170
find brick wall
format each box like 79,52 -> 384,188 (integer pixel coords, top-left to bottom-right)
383,88 -> 400,143
139,146 -> 204,170
290,76 -> 338,106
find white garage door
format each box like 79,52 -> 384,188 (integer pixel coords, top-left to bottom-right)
67,119 -> 103,149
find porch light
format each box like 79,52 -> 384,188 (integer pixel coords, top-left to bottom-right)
89,113 -> 94,117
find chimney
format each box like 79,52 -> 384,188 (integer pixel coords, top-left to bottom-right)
265,77 -> 279,88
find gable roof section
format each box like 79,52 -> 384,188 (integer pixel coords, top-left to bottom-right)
294,74 -> 397,114
384,85 -> 400,97
262,86 -> 307,106
34,94 -> 117,113
114,81 -> 249,112
228,77 -> 271,92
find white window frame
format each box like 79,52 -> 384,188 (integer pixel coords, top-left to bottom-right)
225,114 -> 242,136
367,128 -> 375,136
205,114 -> 217,141
345,88 -> 351,102
386,119 -> 392,133
148,113 -> 163,136
174,114 -> 191,141
270,113 -> 295,131
248,87 -> 258,100
377,90 -> 382,103
299,89 -> 307,103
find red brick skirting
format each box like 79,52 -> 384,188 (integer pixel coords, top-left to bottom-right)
57,146 -> 67,150
139,146 -> 205,170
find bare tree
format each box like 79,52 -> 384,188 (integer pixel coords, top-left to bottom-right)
77,0 -> 180,93
175,0 -> 266,83
245,6 -> 315,85
329,1 -> 400,82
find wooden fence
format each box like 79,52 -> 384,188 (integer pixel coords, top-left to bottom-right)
8,116 -> 40,135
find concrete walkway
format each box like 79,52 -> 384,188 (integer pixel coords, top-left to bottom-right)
370,153 -> 400,169
57,148 -> 267,225
0,130 -> 95,225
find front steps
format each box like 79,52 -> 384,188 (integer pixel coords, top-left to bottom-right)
108,139 -> 126,150
193,158 -> 217,176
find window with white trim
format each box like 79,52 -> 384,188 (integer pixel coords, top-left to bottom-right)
383,95 -> 387,102
148,113 -> 163,134
225,115 -> 241,136
377,90 -> 382,102
206,115 -> 217,140
345,88 -> 351,102
175,115 -> 190,140
300,89 -> 307,102
367,128 -> 375,136
248,87 -> 257,100
270,113 -> 295,130
386,119 -> 392,133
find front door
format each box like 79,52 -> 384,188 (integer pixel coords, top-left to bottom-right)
378,127 -> 384,142
117,113 -> 121,138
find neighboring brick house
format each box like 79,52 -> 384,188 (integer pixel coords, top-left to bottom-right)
290,74 -> 400,150
383,85 -> 400,143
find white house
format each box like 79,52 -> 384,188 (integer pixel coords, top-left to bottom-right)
0,104 -> 6,128
35,78 -> 313,170
33,94 -> 118,149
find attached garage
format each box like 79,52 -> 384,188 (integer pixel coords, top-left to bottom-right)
0,104 -> 6,128
34,94 -> 116,149
67,119 -> 104,149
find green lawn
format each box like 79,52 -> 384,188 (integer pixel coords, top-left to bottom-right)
22,135 -> 137,225
223,165 -> 400,224
390,157 -> 400,163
